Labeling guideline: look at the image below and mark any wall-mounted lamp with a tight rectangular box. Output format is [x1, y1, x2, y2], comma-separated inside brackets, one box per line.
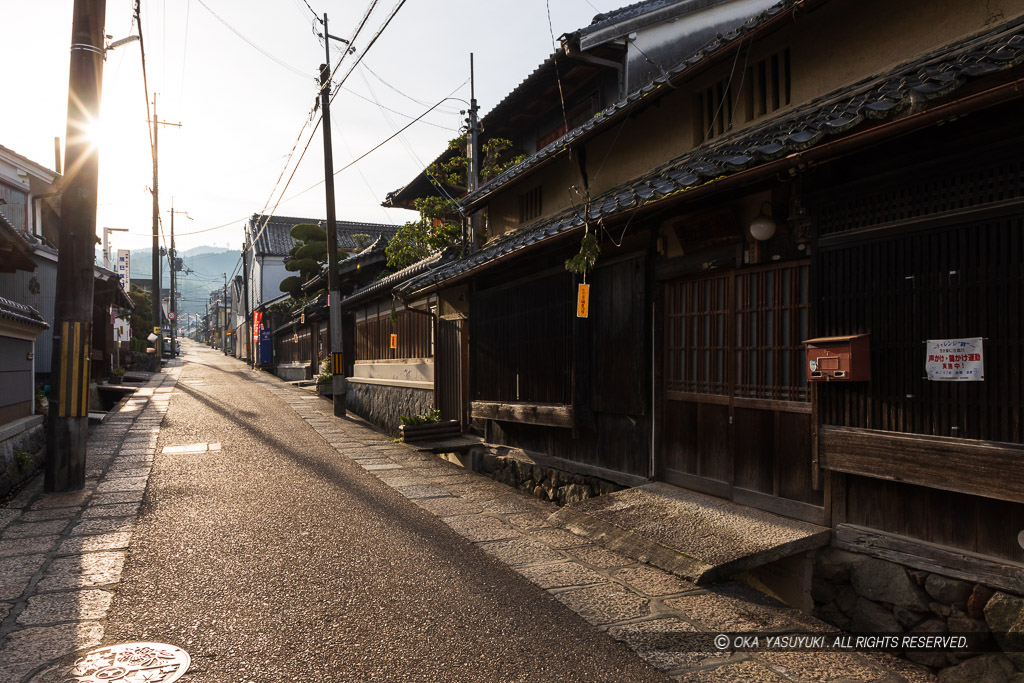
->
[749, 201, 777, 241]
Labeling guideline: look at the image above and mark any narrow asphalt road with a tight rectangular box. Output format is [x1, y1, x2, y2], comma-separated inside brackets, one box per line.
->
[103, 341, 667, 681]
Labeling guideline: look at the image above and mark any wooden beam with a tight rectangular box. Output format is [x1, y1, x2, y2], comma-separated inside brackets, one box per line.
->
[821, 426, 1024, 504]
[834, 524, 1024, 595]
[470, 401, 574, 428]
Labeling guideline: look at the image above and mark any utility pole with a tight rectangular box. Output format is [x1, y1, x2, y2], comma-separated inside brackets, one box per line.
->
[320, 13, 348, 417]
[168, 202, 190, 358]
[47, 0, 106, 492]
[242, 240, 251, 365]
[222, 272, 228, 356]
[149, 94, 180, 364]
[467, 54, 481, 253]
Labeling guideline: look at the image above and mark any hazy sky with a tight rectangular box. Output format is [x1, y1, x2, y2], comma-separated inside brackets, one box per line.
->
[3, 0, 620, 262]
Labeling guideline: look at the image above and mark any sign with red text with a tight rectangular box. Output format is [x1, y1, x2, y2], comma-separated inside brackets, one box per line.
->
[926, 337, 984, 381]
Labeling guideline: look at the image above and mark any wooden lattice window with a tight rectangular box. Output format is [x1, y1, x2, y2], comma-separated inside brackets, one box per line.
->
[665, 261, 809, 401]
[665, 274, 730, 395]
[734, 263, 809, 401]
[355, 310, 432, 361]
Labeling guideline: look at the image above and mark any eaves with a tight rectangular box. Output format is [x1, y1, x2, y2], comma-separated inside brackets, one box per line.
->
[398, 19, 1024, 298]
[461, 0, 822, 213]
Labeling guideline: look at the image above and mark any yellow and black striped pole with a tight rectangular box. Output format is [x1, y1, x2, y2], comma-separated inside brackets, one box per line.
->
[56, 321, 92, 418]
[46, 0, 105, 492]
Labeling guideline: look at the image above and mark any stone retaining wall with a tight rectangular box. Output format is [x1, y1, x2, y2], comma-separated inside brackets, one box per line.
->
[0, 416, 45, 499]
[813, 547, 1024, 681]
[478, 453, 622, 506]
[345, 382, 432, 435]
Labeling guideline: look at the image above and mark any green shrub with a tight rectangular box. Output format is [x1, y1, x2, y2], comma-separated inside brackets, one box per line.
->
[399, 408, 442, 426]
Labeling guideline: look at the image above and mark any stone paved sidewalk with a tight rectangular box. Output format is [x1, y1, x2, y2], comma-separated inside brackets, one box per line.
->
[261, 376, 936, 683]
[0, 366, 180, 681]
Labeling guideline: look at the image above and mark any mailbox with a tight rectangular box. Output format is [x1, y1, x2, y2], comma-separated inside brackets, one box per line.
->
[802, 334, 870, 381]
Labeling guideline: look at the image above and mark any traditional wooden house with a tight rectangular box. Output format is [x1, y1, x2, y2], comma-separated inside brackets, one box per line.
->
[389, 0, 1024, 657]
[339, 249, 457, 433]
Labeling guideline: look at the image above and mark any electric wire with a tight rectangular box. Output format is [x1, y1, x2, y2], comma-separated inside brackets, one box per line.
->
[195, 0, 311, 79]
[360, 61, 461, 113]
[179, 0, 192, 102]
[329, 0, 410, 105]
[287, 93, 464, 204]
[339, 82, 458, 130]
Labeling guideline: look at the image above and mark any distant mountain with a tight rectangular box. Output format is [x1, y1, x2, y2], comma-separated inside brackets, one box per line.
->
[124, 246, 242, 327]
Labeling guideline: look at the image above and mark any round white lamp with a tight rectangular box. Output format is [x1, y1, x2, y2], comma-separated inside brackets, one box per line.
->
[749, 202, 777, 241]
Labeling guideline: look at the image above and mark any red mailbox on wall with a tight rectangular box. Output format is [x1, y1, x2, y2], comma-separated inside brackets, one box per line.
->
[802, 334, 871, 381]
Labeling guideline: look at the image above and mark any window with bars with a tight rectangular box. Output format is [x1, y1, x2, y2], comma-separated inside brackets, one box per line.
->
[695, 48, 791, 144]
[355, 309, 433, 361]
[665, 274, 730, 395]
[665, 261, 809, 401]
[518, 186, 543, 224]
[734, 264, 809, 401]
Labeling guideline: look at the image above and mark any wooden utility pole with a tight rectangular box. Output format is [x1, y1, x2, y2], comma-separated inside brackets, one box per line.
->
[242, 240, 251, 365]
[149, 94, 180, 362]
[321, 13, 347, 416]
[222, 272, 228, 355]
[47, 0, 106, 491]
[168, 202, 190, 358]
[467, 54, 481, 252]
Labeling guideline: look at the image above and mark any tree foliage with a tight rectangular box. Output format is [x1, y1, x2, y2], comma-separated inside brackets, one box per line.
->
[385, 197, 462, 270]
[128, 286, 152, 341]
[279, 222, 346, 298]
[427, 137, 526, 192]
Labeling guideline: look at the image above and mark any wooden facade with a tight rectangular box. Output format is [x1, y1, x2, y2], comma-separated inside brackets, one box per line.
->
[381, 1, 1024, 582]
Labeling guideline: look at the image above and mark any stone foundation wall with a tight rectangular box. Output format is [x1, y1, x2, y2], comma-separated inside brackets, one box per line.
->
[345, 382, 432, 435]
[478, 453, 622, 506]
[814, 547, 1024, 680]
[0, 416, 45, 499]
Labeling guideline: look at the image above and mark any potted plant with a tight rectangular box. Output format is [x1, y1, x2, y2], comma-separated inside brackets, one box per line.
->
[315, 358, 332, 396]
[398, 409, 460, 442]
[110, 366, 127, 384]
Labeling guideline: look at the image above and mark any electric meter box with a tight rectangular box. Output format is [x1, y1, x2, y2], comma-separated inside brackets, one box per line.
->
[802, 334, 870, 382]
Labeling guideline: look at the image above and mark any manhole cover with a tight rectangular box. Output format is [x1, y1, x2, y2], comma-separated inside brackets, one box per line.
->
[32, 642, 190, 682]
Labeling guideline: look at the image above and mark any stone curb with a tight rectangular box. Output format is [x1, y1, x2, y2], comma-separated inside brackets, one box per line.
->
[255, 368, 935, 683]
[0, 366, 181, 682]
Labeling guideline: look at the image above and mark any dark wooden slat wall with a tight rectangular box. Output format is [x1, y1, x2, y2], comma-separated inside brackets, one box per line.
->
[817, 216, 1024, 443]
[470, 271, 574, 405]
[470, 260, 650, 477]
[811, 136, 1024, 561]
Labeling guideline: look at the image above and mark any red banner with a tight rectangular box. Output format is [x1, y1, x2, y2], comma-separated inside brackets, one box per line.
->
[252, 311, 262, 347]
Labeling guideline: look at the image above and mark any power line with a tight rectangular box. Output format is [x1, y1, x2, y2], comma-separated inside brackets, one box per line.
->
[195, 0, 311, 79]
[288, 94, 462, 203]
[339, 81, 458, 130]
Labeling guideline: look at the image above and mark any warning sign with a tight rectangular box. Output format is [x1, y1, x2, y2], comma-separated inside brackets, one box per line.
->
[389, 333, 398, 349]
[925, 337, 984, 381]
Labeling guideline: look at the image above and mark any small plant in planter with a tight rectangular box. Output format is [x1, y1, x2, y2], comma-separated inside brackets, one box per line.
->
[399, 408, 442, 426]
[110, 366, 127, 384]
[398, 409, 459, 443]
[315, 358, 333, 395]
[315, 358, 332, 384]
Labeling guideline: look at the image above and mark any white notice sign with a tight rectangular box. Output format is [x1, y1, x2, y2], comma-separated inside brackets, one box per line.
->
[925, 337, 984, 381]
[116, 249, 131, 291]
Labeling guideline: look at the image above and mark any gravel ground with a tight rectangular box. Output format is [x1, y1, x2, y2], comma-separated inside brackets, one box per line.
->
[103, 343, 668, 681]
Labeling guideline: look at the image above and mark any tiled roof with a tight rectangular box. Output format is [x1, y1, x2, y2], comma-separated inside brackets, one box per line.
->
[581, 0, 706, 37]
[0, 295, 47, 331]
[0, 210, 35, 273]
[396, 18, 1024, 298]
[341, 249, 455, 308]
[249, 214, 402, 256]
[461, 0, 798, 209]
